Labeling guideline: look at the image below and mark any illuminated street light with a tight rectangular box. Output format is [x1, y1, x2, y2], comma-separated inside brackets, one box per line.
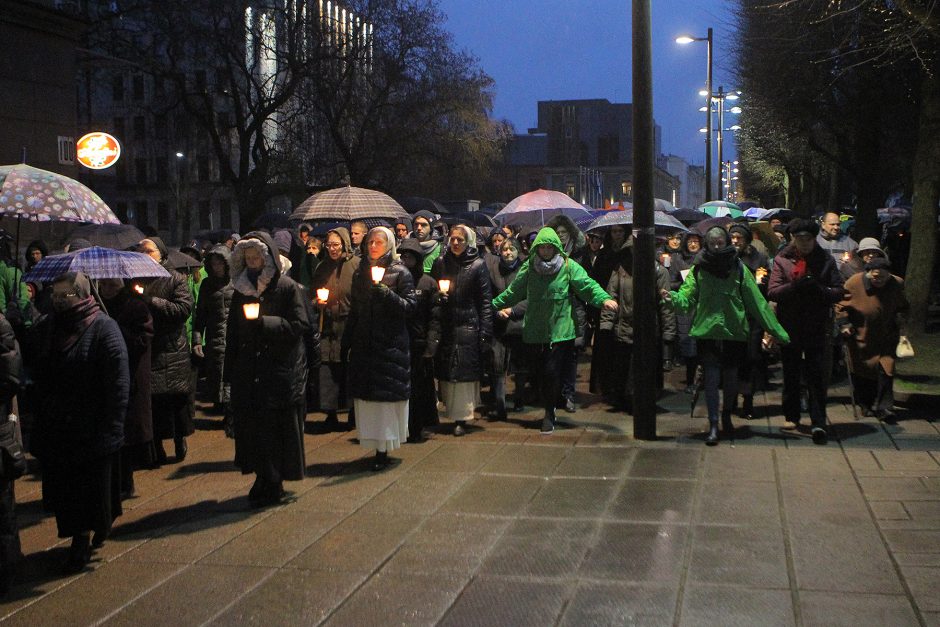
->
[677, 28, 713, 200]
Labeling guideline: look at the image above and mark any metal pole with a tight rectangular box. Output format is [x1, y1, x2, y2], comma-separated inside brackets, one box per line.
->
[704, 28, 713, 202]
[632, 0, 657, 440]
[716, 86, 724, 200]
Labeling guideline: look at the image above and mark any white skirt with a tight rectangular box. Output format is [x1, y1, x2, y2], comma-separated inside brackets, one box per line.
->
[354, 399, 409, 453]
[439, 381, 480, 422]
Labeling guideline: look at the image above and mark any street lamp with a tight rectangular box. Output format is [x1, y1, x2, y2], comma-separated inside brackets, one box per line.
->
[712, 86, 741, 188]
[676, 27, 713, 201]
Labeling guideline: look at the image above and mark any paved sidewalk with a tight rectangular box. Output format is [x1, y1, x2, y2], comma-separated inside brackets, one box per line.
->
[1, 368, 938, 626]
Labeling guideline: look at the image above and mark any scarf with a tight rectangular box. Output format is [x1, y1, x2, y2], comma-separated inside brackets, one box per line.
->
[54, 296, 101, 352]
[532, 253, 565, 276]
[420, 239, 439, 254]
[499, 256, 521, 275]
[696, 245, 738, 279]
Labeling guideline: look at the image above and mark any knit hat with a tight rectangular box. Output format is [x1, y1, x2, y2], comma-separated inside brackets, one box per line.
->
[412, 210, 437, 225]
[787, 218, 819, 237]
[728, 223, 753, 245]
[273, 229, 293, 255]
[864, 257, 891, 271]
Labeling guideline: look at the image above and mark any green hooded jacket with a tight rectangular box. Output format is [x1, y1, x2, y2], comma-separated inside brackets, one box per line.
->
[493, 227, 610, 344]
[670, 262, 789, 343]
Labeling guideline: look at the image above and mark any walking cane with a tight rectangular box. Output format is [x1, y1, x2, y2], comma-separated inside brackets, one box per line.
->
[843, 343, 859, 420]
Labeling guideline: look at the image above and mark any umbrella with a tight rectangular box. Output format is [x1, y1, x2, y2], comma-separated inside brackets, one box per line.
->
[292, 186, 409, 222]
[23, 246, 170, 283]
[67, 223, 146, 251]
[585, 209, 688, 235]
[397, 196, 450, 216]
[737, 201, 761, 211]
[743, 207, 771, 220]
[167, 248, 203, 272]
[670, 208, 709, 225]
[0, 163, 120, 225]
[764, 208, 795, 222]
[693, 215, 737, 235]
[443, 211, 497, 228]
[252, 211, 291, 231]
[654, 198, 675, 212]
[493, 189, 593, 228]
[698, 200, 743, 218]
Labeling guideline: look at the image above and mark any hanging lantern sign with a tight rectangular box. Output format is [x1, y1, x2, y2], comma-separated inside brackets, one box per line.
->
[76, 132, 122, 170]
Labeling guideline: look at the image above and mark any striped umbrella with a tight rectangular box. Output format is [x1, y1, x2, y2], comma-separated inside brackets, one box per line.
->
[24, 246, 170, 283]
[291, 186, 409, 222]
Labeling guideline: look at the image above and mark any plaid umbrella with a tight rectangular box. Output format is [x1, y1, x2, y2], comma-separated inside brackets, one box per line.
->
[493, 189, 594, 228]
[24, 246, 170, 283]
[290, 186, 409, 222]
[0, 164, 119, 224]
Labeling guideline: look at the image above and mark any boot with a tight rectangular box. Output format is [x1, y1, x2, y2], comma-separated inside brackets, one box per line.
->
[706, 419, 719, 446]
[540, 409, 555, 434]
[64, 534, 91, 573]
[174, 436, 188, 462]
[154, 439, 168, 466]
[453, 421, 466, 437]
[371, 451, 389, 471]
[721, 411, 734, 435]
[741, 395, 754, 420]
[324, 411, 339, 431]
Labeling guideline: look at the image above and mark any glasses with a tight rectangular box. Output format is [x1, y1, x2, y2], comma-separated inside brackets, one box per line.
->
[325, 242, 343, 249]
[52, 291, 78, 299]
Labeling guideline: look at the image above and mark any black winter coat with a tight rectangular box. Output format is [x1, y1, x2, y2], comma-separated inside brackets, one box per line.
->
[344, 254, 417, 402]
[193, 246, 234, 402]
[30, 314, 129, 465]
[144, 268, 193, 395]
[431, 248, 494, 382]
[311, 255, 360, 363]
[102, 290, 153, 447]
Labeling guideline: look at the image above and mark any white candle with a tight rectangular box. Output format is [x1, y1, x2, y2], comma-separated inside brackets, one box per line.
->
[371, 266, 386, 284]
[133, 284, 144, 295]
[316, 287, 330, 304]
[438, 279, 451, 294]
[243, 302, 260, 320]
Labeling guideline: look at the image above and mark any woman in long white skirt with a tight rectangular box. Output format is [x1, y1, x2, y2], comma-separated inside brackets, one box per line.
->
[344, 227, 417, 470]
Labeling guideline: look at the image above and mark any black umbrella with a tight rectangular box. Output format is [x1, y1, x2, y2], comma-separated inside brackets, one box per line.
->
[670, 208, 709, 225]
[443, 211, 497, 227]
[167, 248, 202, 272]
[67, 223, 147, 251]
[693, 215, 737, 235]
[397, 196, 450, 216]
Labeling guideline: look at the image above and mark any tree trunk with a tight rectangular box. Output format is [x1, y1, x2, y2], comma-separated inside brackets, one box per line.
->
[906, 73, 940, 333]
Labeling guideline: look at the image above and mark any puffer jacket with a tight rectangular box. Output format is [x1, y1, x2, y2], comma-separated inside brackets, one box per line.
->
[224, 231, 311, 411]
[143, 237, 194, 396]
[768, 243, 844, 342]
[600, 239, 677, 344]
[344, 250, 417, 401]
[430, 244, 494, 382]
[311, 227, 360, 363]
[192, 245, 234, 402]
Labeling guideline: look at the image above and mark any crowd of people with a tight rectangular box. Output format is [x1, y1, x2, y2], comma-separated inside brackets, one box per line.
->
[0, 205, 911, 586]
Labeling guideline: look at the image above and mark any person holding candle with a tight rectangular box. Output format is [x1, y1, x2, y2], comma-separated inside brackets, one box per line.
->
[493, 228, 618, 434]
[431, 224, 494, 436]
[311, 227, 361, 431]
[343, 227, 417, 470]
[225, 232, 311, 507]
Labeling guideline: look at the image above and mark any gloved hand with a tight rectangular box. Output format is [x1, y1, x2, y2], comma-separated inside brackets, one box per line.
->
[372, 282, 390, 298]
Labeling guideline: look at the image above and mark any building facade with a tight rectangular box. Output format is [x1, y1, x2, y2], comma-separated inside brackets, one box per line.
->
[661, 154, 705, 209]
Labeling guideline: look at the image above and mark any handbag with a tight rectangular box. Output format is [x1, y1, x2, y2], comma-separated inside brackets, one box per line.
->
[0, 416, 26, 481]
[896, 335, 915, 359]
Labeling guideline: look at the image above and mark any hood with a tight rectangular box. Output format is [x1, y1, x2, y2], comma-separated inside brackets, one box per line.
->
[531, 227, 565, 257]
[230, 230, 280, 297]
[398, 237, 426, 278]
[147, 237, 170, 266]
[204, 244, 232, 281]
[26, 239, 48, 257]
[451, 224, 478, 251]
[546, 214, 586, 254]
[327, 227, 353, 258]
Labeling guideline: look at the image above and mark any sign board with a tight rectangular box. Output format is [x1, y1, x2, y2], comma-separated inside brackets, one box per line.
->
[76, 132, 121, 170]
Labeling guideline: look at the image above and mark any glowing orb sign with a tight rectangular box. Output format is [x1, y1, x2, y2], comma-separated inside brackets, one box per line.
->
[76, 132, 122, 170]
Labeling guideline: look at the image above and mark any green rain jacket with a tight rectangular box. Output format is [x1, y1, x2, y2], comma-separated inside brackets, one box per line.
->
[493, 227, 610, 345]
[670, 262, 789, 343]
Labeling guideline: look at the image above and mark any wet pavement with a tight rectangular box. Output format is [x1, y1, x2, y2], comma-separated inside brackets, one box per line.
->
[2, 364, 938, 626]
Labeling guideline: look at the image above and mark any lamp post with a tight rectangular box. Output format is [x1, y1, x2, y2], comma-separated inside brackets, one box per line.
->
[676, 28, 713, 201]
[713, 87, 740, 189]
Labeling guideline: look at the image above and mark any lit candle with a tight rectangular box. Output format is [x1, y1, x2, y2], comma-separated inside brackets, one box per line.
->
[133, 284, 144, 295]
[371, 266, 386, 284]
[243, 302, 260, 320]
[316, 287, 330, 304]
[438, 279, 450, 294]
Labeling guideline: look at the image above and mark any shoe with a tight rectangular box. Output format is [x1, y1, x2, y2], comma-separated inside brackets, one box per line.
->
[705, 423, 719, 446]
[154, 440, 168, 466]
[487, 410, 507, 422]
[812, 427, 828, 445]
[63, 535, 91, 574]
[740, 396, 754, 420]
[782, 420, 799, 430]
[324, 411, 339, 430]
[371, 451, 389, 472]
[248, 477, 265, 504]
[91, 529, 109, 549]
[174, 437, 188, 462]
[563, 397, 576, 413]
[513, 398, 525, 412]
[453, 422, 466, 437]
[721, 412, 734, 434]
[662, 359, 673, 372]
[880, 411, 898, 425]
[540, 416, 555, 434]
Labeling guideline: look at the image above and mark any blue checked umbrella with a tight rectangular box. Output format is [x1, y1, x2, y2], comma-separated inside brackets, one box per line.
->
[24, 246, 170, 283]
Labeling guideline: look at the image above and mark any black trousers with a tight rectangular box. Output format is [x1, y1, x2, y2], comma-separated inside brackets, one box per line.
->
[528, 341, 574, 415]
[781, 338, 828, 428]
[854, 367, 894, 413]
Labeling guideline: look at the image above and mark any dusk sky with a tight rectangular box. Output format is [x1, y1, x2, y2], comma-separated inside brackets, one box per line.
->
[436, 0, 740, 167]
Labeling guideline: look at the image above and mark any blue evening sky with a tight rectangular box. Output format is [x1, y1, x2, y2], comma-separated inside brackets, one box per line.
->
[436, 0, 740, 166]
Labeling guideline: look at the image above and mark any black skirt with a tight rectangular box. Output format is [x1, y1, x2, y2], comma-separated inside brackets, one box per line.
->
[43, 452, 122, 539]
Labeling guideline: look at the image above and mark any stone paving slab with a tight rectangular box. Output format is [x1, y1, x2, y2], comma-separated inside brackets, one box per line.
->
[1, 366, 937, 625]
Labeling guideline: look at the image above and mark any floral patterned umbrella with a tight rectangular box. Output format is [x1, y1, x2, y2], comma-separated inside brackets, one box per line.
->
[0, 163, 120, 224]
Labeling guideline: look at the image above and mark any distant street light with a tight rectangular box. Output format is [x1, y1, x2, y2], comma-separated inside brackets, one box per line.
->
[676, 28, 713, 201]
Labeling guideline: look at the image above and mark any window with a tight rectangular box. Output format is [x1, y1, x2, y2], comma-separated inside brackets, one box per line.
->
[132, 200, 148, 225]
[198, 200, 211, 229]
[112, 75, 124, 102]
[621, 181, 633, 198]
[157, 202, 168, 229]
[113, 116, 125, 140]
[154, 157, 167, 183]
[135, 158, 148, 184]
[133, 116, 145, 140]
[197, 157, 210, 182]
[154, 114, 167, 139]
[566, 183, 576, 198]
[132, 75, 144, 100]
[219, 199, 232, 229]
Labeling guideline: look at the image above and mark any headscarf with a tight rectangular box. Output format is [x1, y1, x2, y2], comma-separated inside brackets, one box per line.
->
[52, 271, 102, 352]
[695, 226, 738, 279]
[367, 226, 399, 266]
[231, 236, 277, 297]
[450, 224, 477, 253]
